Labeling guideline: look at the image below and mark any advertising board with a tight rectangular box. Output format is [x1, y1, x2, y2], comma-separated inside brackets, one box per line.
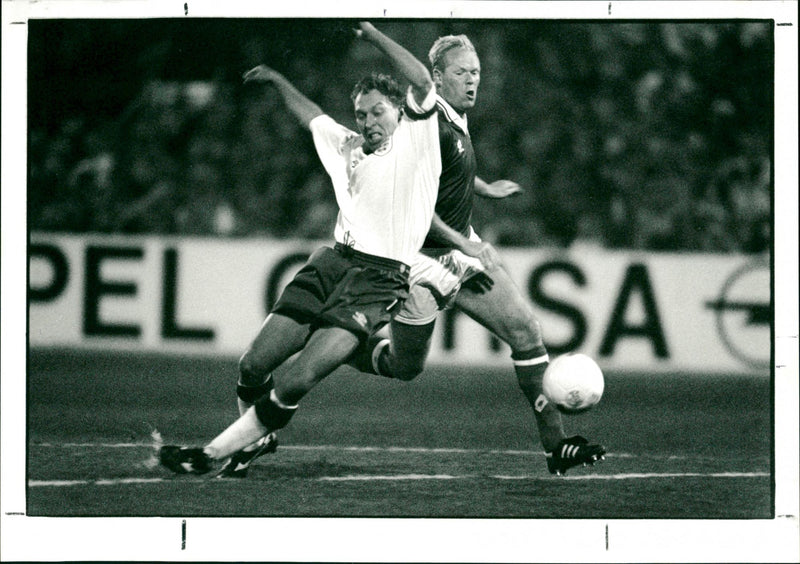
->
[29, 234, 771, 373]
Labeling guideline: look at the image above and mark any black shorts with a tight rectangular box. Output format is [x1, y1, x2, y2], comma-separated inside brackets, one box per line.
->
[272, 244, 410, 339]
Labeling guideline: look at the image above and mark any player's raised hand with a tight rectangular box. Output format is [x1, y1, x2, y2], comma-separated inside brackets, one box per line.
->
[243, 65, 282, 84]
[354, 21, 377, 40]
[481, 180, 522, 198]
[242, 62, 323, 127]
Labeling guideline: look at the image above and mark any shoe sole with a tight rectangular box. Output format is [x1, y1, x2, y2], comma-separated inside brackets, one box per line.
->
[547, 452, 606, 476]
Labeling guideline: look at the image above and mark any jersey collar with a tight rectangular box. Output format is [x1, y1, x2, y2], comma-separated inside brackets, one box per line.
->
[436, 95, 469, 135]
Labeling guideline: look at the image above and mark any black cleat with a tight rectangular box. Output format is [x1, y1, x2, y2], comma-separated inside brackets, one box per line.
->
[159, 446, 212, 475]
[216, 432, 278, 478]
[546, 435, 606, 476]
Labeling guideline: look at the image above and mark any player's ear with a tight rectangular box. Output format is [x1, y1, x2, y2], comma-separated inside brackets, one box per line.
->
[432, 67, 443, 88]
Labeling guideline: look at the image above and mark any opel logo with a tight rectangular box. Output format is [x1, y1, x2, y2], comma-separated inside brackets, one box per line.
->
[705, 260, 771, 370]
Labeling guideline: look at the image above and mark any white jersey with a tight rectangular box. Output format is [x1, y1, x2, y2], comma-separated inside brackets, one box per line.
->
[309, 87, 441, 266]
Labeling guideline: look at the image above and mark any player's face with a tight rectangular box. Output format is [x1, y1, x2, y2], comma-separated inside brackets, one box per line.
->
[435, 48, 481, 114]
[354, 90, 402, 152]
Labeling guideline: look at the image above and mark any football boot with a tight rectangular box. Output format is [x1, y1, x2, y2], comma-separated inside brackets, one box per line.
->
[546, 435, 606, 476]
[159, 446, 212, 475]
[215, 432, 278, 478]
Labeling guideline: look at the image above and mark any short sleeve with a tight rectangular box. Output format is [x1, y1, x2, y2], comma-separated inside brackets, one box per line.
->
[309, 114, 356, 184]
[405, 85, 437, 120]
[399, 88, 441, 195]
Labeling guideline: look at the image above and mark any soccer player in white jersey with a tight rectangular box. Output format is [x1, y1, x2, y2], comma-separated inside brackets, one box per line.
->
[352, 34, 606, 475]
[159, 22, 442, 476]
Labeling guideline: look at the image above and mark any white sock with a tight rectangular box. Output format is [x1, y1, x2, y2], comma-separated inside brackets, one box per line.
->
[237, 397, 252, 417]
[237, 399, 260, 454]
[204, 407, 268, 460]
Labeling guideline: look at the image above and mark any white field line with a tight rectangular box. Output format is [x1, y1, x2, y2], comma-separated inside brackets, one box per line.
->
[28, 442, 768, 488]
[34, 441, 642, 458]
[319, 471, 770, 482]
[28, 471, 770, 488]
[31, 478, 167, 487]
[34, 441, 543, 454]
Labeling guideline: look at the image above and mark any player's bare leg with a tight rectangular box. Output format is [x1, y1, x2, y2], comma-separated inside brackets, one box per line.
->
[349, 319, 435, 381]
[213, 326, 361, 459]
[214, 314, 310, 477]
[454, 266, 566, 451]
[455, 267, 605, 473]
[383, 319, 436, 379]
[237, 313, 311, 413]
[221, 321, 357, 478]
[273, 326, 361, 404]
[161, 326, 360, 475]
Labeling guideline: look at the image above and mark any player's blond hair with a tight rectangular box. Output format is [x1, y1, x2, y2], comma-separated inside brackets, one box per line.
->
[428, 35, 477, 72]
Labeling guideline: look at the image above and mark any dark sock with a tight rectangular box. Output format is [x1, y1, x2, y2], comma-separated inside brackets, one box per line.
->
[254, 390, 297, 432]
[513, 346, 565, 452]
[237, 375, 274, 416]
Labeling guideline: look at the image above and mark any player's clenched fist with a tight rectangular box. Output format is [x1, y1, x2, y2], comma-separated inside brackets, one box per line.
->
[354, 21, 377, 39]
[243, 65, 282, 84]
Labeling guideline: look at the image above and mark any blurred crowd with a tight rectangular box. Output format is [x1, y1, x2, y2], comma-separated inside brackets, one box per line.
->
[28, 21, 772, 253]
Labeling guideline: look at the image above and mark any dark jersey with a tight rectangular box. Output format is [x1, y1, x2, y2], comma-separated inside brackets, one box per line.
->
[422, 100, 477, 249]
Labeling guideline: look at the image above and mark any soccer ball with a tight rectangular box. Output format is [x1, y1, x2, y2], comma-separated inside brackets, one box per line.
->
[542, 353, 604, 413]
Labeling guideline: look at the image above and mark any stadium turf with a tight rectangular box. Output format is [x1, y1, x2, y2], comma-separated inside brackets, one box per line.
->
[24, 349, 772, 518]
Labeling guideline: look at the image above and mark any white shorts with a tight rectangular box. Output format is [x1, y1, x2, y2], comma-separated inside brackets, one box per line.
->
[395, 229, 485, 325]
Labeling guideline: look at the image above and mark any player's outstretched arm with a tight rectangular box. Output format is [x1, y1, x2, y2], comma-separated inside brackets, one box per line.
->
[243, 65, 324, 128]
[356, 21, 434, 107]
[474, 177, 523, 198]
[428, 214, 503, 271]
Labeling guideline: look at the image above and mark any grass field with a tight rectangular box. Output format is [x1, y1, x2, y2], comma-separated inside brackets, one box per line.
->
[26, 349, 772, 519]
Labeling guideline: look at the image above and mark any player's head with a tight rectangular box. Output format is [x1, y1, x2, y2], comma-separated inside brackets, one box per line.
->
[428, 35, 481, 114]
[351, 73, 405, 152]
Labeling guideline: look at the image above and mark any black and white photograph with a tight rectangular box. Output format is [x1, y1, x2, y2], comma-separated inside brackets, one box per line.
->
[2, 1, 797, 561]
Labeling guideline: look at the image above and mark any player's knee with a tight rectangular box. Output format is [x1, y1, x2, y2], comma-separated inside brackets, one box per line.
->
[505, 312, 544, 352]
[238, 351, 268, 387]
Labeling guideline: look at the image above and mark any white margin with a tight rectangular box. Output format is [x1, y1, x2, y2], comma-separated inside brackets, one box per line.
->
[2, 1, 798, 563]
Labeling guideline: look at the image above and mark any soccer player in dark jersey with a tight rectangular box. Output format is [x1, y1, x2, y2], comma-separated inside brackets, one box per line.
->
[355, 34, 606, 476]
